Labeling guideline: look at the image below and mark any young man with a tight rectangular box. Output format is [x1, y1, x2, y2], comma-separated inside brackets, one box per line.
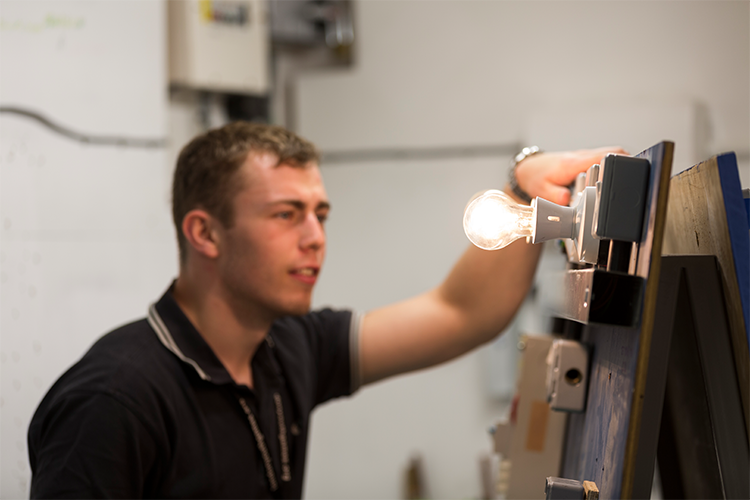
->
[28, 123, 624, 497]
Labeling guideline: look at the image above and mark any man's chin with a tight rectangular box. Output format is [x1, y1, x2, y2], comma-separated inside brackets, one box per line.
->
[273, 300, 312, 318]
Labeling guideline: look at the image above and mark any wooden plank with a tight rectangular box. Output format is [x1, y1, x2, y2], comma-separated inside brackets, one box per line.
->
[653, 256, 749, 499]
[562, 324, 640, 497]
[561, 141, 674, 499]
[662, 153, 750, 438]
[679, 256, 749, 498]
[629, 256, 684, 499]
[619, 141, 673, 499]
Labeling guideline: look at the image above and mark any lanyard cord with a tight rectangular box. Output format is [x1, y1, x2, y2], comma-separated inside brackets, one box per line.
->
[238, 394, 291, 492]
[273, 393, 292, 482]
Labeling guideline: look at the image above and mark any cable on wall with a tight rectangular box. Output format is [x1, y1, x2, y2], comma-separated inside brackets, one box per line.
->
[321, 142, 521, 164]
[0, 106, 167, 149]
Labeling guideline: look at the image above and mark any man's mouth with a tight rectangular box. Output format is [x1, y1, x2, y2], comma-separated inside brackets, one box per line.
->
[295, 268, 317, 277]
[290, 267, 319, 283]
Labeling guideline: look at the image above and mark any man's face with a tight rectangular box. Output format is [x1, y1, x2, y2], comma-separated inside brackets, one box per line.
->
[216, 151, 329, 318]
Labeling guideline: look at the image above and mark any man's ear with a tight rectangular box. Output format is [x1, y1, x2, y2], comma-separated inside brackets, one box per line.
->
[181, 209, 221, 259]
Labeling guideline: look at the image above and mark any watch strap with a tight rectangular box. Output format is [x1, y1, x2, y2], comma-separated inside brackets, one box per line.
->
[509, 146, 541, 204]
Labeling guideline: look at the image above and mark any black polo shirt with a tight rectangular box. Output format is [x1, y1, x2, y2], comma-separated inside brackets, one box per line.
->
[28, 285, 361, 498]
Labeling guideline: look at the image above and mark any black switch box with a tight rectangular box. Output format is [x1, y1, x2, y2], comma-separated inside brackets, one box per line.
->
[593, 154, 650, 242]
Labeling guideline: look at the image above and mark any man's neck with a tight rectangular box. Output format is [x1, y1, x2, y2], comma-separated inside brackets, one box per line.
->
[172, 274, 273, 389]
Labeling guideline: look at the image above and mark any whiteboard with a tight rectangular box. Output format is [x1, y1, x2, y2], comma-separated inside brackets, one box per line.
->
[0, 2, 173, 497]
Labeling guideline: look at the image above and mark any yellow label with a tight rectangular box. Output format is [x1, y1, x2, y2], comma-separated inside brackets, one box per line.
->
[525, 400, 549, 452]
[199, 0, 213, 23]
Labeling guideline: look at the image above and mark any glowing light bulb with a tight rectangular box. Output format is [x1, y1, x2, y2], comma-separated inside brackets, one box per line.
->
[463, 189, 581, 251]
[463, 190, 534, 250]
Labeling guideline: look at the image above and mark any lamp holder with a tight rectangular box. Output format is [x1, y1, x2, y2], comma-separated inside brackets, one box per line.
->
[532, 197, 575, 243]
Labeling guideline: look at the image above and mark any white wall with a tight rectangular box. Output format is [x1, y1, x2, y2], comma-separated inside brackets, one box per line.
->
[298, 0, 749, 172]
[297, 1, 749, 498]
[0, 2, 172, 498]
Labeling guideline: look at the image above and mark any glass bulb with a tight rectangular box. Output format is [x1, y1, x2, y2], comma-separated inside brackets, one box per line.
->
[463, 189, 534, 250]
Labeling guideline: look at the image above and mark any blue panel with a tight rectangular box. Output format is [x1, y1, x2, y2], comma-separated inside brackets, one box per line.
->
[716, 152, 750, 348]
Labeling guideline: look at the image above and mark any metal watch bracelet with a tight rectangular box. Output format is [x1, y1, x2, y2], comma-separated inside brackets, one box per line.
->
[509, 145, 541, 204]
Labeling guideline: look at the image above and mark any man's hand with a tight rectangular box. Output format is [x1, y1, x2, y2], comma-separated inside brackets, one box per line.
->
[513, 146, 628, 206]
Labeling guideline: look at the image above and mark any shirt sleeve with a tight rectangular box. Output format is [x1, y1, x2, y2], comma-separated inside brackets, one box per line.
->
[309, 308, 362, 406]
[29, 391, 159, 499]
[271, 308, 362, 408]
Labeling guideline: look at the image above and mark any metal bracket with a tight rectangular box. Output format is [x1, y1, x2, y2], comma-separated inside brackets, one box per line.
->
[546, 340, 589, 412]
[553, 268, 645, 327]
[545, 477, 599, 500]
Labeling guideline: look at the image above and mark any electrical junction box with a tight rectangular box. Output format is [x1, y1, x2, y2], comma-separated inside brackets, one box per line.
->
[592, 154, 650, 242]
[546, 339, 589, 412]
[168, 0, 269, 94]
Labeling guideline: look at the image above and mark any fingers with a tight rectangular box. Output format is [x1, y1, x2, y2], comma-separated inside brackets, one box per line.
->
[542, 183, 572, 206]
[554, 146, 629, 183]
[599, 146, 629, 155]
[515, 146, 629, 205]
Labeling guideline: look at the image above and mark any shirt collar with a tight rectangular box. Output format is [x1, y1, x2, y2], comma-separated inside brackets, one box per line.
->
[147, 283, 267, 386]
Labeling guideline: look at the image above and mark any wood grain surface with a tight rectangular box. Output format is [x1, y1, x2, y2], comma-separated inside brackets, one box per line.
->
[561, 142, 674, 499]
[662, 153, 750, 438]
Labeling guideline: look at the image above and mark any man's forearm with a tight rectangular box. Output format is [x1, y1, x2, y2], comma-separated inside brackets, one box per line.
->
[360, 229, 542, 385]
[437, 233, 542, 342]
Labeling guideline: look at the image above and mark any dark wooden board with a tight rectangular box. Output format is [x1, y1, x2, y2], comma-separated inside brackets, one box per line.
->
[562, 324, 640, 497]
[561, 141, 674, 499]
[652, 256, 749, 499]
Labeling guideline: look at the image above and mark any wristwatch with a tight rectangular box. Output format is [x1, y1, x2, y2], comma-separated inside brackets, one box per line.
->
[509, 145, 541, 204]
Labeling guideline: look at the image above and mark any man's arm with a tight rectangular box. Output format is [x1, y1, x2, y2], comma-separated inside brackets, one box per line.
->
[359, 147, 627, 385]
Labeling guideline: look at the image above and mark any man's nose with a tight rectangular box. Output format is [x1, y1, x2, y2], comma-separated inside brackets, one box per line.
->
[300, 213, 325, 250]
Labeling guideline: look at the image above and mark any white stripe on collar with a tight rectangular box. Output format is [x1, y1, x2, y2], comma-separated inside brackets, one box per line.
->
[147, 304, 211, 381]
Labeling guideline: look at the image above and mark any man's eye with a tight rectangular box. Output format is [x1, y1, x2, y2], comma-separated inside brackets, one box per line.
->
[276, 211, 293, 220]
[317, 213, 328, 224]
